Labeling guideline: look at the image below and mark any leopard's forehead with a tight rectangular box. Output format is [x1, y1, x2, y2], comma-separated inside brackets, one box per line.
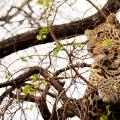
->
[86, 23, 120, 43]
[85, 13, 120, 40]
[85, 24, 117, 40]
[93, 23, 118, 34]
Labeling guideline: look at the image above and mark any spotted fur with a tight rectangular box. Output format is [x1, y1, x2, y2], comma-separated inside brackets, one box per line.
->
[81, 13, 120, 120]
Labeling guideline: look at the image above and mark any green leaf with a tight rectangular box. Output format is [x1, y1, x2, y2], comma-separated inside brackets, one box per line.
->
[29, 90, 35, 96]
[41, 79, 47, 85]
[92, 16, 98, 21]
[39, 27, 48, 34]
[57, 44, 64, 51]
[42, 34, 47, 39]
[34, 83, 39, 89]
[5, 72, 11, 79]
[100, 114, 108, 120]
[36, 35, 42, 40]
[29, 104, 33, 111]
[64, 71, 67, 78]
[69, 64, 72, 67]
[32, 74, 39, 82]
[21, 57, 28, 62]
[37, 0, 51, 7]
[102, 39, 112, 48]
[52, 50, 58, 57]
[23, 85, 29, 95]
[45, 0, 49, 7]
[37, 28, 48, 41]
[106, 105, 111, 116]
[73, 42, 83, 48]
[37, 0, 43, 4]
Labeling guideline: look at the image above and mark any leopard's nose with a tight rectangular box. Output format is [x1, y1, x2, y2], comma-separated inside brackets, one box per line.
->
[88, 48, 93, 53]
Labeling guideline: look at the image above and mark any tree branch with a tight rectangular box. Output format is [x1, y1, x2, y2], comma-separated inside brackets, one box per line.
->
[0, 0, 120, 58]
[0, 66, 40, 88]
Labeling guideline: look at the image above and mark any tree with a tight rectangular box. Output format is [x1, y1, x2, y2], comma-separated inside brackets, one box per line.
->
[0, 0, 120, 120]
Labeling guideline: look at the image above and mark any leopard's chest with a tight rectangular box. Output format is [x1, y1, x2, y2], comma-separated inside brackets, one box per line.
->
[90, 62, 120, 103]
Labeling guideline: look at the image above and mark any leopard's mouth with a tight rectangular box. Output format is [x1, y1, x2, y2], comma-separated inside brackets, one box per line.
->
[92, 49, 109, 58]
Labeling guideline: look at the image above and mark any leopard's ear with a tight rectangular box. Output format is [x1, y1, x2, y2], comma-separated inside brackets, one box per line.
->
[85, 29, 93, 40]
[106, 13, 120, 28]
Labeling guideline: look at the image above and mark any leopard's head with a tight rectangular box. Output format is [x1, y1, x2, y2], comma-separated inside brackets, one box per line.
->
[85, 13, 120, 61]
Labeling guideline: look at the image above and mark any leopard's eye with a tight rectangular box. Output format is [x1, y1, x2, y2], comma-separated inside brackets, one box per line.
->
[88, 46, 95, 53]
[97, 31, 104, 38]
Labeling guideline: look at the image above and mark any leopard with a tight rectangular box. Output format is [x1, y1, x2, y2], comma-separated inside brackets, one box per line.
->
[80, 13, 120, 120]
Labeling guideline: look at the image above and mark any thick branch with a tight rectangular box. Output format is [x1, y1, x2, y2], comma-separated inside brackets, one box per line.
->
[0, 0, 120, 58]
[0, 67, 40, 88]
[10, 93, 42, 102]
[0, 87, 14, 104]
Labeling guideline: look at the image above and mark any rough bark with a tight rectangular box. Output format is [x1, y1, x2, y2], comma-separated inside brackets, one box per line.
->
[0, 0, 120, 58]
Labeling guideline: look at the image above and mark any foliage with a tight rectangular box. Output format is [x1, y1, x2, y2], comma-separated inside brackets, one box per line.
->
[32, 74, 39, 82]
[23, 74, 39, 95]
[52, 43, 64, 57]
[100, 105, 111, 120]
[36, 27, 48, 40]
[37, 0, 51, 7]
[23, 74, 47, 95]
[41, 79, 47, 85]
[102, 39, 112, 48]
[23, 84, 36, 95]
[28, 104, 34, 111]
[73, 41, 83, 48]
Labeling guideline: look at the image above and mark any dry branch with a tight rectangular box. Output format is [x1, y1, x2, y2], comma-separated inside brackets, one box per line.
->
[0, 0, 120, 58]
